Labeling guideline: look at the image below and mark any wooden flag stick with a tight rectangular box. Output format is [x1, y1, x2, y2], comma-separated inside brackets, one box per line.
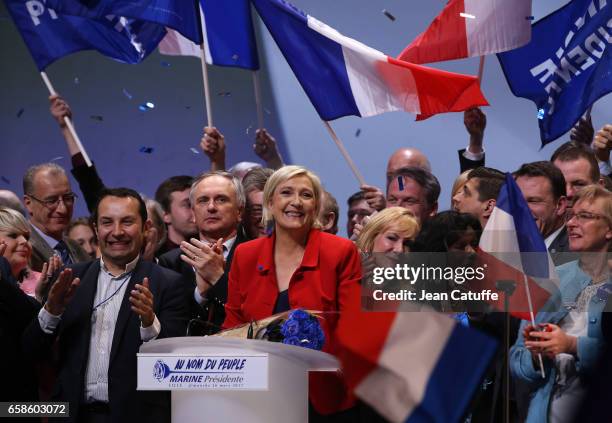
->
[40, 71, 92, 167]
[523, 273, 546, 379]
[323, 121, 366, 186]
[199, 44, 213, 127]
[252, 71, 264, 130]
[477, 56, 486, 83]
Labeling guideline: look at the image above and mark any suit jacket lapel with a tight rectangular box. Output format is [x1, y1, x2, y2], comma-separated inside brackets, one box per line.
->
[109, 259, 148, 365]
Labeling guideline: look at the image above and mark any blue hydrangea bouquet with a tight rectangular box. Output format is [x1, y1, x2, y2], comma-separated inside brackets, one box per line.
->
[216, 309, 325, 351]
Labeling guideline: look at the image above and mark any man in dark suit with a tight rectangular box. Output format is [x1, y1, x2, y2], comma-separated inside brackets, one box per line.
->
[514, 161, 573, 265]
[158, 171, 247, 334]
[22, 163, 90, 271]
[23, 188, 187, 423]
[0, 247, 40, 404]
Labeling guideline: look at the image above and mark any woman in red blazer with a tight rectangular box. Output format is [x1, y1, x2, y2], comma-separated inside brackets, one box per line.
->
[223, 165, 362, 418]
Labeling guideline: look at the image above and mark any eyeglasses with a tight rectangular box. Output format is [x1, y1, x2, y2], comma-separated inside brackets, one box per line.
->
[565, 210, 610, 224]
[27, 192, 77, 209]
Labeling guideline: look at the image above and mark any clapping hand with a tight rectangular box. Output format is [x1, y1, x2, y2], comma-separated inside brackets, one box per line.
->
[129, 277, 155, 327]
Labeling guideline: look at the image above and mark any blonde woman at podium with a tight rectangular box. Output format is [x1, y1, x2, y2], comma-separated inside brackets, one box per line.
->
[223, 165, 362, 421]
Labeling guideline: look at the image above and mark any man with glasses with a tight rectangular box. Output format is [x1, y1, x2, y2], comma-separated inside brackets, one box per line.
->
[22, 163, 90, 272]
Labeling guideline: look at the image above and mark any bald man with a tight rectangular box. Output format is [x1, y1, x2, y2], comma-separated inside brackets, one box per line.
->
[0, 189, 26, 216]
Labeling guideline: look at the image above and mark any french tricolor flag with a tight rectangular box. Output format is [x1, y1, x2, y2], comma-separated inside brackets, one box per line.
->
[399, 0, 532, 64]
[476, 173, 560, 320]
[252, 0, 488, 121]
[159, 0, 259, 70]
[336, 310, 497, 422]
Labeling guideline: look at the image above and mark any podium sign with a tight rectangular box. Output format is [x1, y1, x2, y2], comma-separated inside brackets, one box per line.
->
[137, 353, 268, 390]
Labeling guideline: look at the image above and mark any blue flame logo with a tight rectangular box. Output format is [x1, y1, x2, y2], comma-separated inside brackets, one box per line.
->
[153, 360, 171, 382]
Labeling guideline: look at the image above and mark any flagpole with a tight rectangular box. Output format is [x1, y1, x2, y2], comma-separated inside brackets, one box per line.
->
[477, 56, 486, 82]
[199, 44, 213, 127]
[252, 71, 265, 130]
[322, 121, 366, 186]
[40, 72, 92, 168]
[523, 273, 546, 378]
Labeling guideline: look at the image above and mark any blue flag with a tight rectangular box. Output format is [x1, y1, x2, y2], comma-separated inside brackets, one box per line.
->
[6, 0, 166, 70]
[497, 0, 612, 146]
[46, 0, 202, 44]
[201, 0, 259, 69]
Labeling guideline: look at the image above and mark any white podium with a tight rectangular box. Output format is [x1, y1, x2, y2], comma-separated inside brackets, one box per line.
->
[137, 337, 339, 423]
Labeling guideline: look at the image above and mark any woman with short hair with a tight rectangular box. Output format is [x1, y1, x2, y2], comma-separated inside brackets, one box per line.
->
[511, 184, 612, 423]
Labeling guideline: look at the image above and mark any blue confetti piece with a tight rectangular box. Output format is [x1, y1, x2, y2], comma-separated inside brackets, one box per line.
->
[189, 147, 199, 155]
[90, 115, 103, 121]
[139, 146, 154, 154]
[398, 176, 404, 191]
[139, 102, 154, 111]
[16, 108, 24, 118]
[382, 9, 396, 21]
[50, 156, 63, 162]
[122, 88, 133, 99]
[537, 108, 545, 120]
[161, 61, 171, 67]
[355, 129, 361, 137]
[1, 176, 10, 184]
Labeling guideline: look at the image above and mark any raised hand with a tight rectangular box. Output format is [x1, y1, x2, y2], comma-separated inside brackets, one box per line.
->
[200, 126, 226, 170]
[45, 268, 80, 316]
[35, 255, 63, 303]
[360, 184, 386, 211]
[49, 94, 72, 128]
[130, 277, 155, 327]
[569, 116, 594, 147]
[593, 124, 612, 163]
[254, 129, 284, 169]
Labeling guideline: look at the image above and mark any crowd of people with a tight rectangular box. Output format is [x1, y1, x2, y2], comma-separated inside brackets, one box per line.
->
[1, 94, 611, 423]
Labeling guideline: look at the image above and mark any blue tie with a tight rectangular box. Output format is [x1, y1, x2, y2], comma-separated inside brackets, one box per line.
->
[54, 240, 72, 266]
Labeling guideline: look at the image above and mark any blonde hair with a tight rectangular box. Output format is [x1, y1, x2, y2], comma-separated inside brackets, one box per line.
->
[451, 170, 471, 201]
[0, 206, 30, 237]
[356, 207, 420, 252]
[573, 184, 612, 226]
[262, 166, 323, 228]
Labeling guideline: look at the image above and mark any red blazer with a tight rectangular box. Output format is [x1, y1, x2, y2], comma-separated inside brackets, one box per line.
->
[223, 229, 362, 414]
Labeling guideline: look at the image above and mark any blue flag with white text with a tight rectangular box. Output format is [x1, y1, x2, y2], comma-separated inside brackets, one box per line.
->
[46, 0, 202, 44]
[497, 0, 612, 146]
[5, 0, 166, 70]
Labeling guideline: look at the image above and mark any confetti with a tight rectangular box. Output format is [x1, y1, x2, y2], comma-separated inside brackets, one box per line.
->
[74, 77, 79, 84]
[1, 176, 10, 184]
[382, 9, 396, 21]
[190, 147, 200, 155]
[246, 125, 253, 135]
[232, 54, 239, 61]
[397, 176, 404, 191]
[217, 91, 232, 97]
[185, 106, 192, 109]
[50, 156, 63, 162]
[525, 16, 534, 21]
[537, 108, 545, 120]
[16, 108, 24, 118]
[139, 102, 155, 111]
[355, 129, 361, 137]
[122, 88, 133, 99]
[161, 61, 171, 67]
[459, 12, 476, 19]
[264, 108, 272, 115]
[90, 115, 104, 121]
[139, 146, 154, 154]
